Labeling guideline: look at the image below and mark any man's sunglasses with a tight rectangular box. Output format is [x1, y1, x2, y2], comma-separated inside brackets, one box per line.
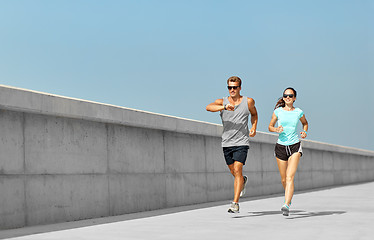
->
[227, 86, 240, 90]
[283, 94, 294, 98]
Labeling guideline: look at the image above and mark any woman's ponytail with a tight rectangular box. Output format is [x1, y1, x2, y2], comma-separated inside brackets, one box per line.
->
[274, 98, 285, 109]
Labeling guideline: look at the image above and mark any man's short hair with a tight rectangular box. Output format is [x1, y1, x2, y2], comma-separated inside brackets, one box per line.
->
[227, 76, 242, 87]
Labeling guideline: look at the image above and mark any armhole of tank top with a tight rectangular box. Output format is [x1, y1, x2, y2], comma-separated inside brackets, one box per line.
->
[221, 97, 226, 113]
[224, 97, 229, 104]
[245, 96, 250, 113]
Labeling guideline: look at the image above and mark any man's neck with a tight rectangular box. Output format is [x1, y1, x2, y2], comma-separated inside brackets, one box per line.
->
[230, 95, 242, 102]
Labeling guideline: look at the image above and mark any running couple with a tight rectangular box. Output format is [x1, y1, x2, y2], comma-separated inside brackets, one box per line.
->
[206, 76, 308, 216]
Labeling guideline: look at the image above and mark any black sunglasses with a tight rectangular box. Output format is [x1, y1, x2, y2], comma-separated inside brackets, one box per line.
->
[283, 94, 294, 98]
[227, 86, 239, 90]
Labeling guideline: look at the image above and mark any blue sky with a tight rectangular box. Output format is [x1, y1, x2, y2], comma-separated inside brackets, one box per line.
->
[0, 0, 373, 151]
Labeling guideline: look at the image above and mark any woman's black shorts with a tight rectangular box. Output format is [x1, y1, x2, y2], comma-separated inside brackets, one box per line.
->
[274, 142, 303, 161]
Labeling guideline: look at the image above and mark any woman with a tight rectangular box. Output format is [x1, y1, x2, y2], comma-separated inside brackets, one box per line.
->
[268, 87, 308, 216]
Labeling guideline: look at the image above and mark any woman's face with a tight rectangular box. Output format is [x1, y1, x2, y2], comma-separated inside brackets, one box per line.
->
[283, 89, 296, 104]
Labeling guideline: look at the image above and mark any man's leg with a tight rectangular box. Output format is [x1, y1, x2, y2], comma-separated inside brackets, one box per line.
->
[227, 161, 244, 213]
[228, 161, 244, 203]
[228, 163, 235, 177]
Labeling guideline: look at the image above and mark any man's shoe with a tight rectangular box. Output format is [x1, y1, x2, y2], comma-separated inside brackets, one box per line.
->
[228, 202, 239, 213]
[281, 204, 290, 216]
[240, 175, 248, 197]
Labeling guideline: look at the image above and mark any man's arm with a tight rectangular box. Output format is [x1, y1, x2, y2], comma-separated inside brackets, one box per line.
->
[247, 98, 258, 137]
[206, 99, 234, 112]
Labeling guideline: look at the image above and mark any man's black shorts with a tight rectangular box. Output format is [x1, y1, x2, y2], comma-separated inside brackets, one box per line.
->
[223, 145, 249, 165]
[274, 142, 303, 161]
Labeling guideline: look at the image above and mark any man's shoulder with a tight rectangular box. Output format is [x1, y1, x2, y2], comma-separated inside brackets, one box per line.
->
[245, 96, 255, 104]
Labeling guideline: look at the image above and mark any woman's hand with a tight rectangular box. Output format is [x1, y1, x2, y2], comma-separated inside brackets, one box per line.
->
[276, 125, 283, 133]
[300, 131, 307, 139]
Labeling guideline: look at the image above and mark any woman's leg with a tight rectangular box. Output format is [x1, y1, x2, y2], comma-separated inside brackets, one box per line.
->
[284, 153, 301, 205]
[276, 157, 288, 190]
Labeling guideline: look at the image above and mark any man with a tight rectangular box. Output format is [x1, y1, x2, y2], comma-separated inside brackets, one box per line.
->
[206, 76, 258, 213]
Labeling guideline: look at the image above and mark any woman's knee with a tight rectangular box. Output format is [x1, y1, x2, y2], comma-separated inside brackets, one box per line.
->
[281, 178, 286, 185]
[286, 176, 294, 184]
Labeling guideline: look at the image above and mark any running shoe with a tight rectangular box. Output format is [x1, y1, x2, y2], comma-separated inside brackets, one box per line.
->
[228, 202, 239, 213]
[281, 204, 290, 216]
[240, 175, 248, 197]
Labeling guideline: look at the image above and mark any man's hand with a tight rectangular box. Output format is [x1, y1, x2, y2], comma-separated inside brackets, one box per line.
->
[225, 103, 235, 111]
[249, 128, 256, 137]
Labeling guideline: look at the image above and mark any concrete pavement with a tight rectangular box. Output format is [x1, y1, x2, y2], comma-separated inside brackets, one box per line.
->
[1, 181, 373, 240]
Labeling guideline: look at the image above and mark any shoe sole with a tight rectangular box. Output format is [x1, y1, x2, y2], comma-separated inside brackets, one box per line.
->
[228, 209, 239, 213]
[240, 176, 248, 197]
[281, 206, 289, 216]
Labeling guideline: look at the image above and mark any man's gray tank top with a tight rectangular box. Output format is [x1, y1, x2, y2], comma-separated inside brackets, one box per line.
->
[220, 96, 250, 147]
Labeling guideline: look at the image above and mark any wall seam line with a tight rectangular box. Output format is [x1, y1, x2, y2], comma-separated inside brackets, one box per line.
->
[106, 123, 111, 217]
[22, 112, 28, 227]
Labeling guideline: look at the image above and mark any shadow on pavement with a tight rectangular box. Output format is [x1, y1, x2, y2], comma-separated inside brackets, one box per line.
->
[232, 210, 303, 218]
[232, 210, 346, 219]
[286, 210, 346, 219]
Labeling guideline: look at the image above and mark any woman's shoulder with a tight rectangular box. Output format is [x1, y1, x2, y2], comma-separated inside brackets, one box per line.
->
[274, 107, 282, 114]
[295, 108, 304, 117]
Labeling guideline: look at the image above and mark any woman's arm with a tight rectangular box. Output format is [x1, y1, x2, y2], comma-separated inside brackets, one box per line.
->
[299, 115, 308, 138]
[268, 112, 283, 133]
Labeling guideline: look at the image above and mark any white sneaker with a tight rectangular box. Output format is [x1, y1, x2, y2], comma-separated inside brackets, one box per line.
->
[228, 202, 239, 213]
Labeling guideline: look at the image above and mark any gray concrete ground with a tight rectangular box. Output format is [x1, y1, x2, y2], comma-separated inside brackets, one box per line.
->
[1, 181, 373, 240]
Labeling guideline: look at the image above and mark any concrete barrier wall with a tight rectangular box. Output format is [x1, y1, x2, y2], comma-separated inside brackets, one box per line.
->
[0, 85, 373, 229]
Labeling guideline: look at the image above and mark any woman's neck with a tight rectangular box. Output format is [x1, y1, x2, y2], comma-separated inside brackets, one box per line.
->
[283, 104, 294, 111]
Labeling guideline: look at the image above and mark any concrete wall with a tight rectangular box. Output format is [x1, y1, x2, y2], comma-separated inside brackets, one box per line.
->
[0, 85, 373, 229]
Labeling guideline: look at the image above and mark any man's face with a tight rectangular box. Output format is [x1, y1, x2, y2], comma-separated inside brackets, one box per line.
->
[227, 82, 241, 97]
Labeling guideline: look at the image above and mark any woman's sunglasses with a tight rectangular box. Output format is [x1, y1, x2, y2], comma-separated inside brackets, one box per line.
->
[283, 94, 294, 98]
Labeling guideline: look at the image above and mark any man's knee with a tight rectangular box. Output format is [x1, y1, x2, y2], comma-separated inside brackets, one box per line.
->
[232, 167, 243, 176]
